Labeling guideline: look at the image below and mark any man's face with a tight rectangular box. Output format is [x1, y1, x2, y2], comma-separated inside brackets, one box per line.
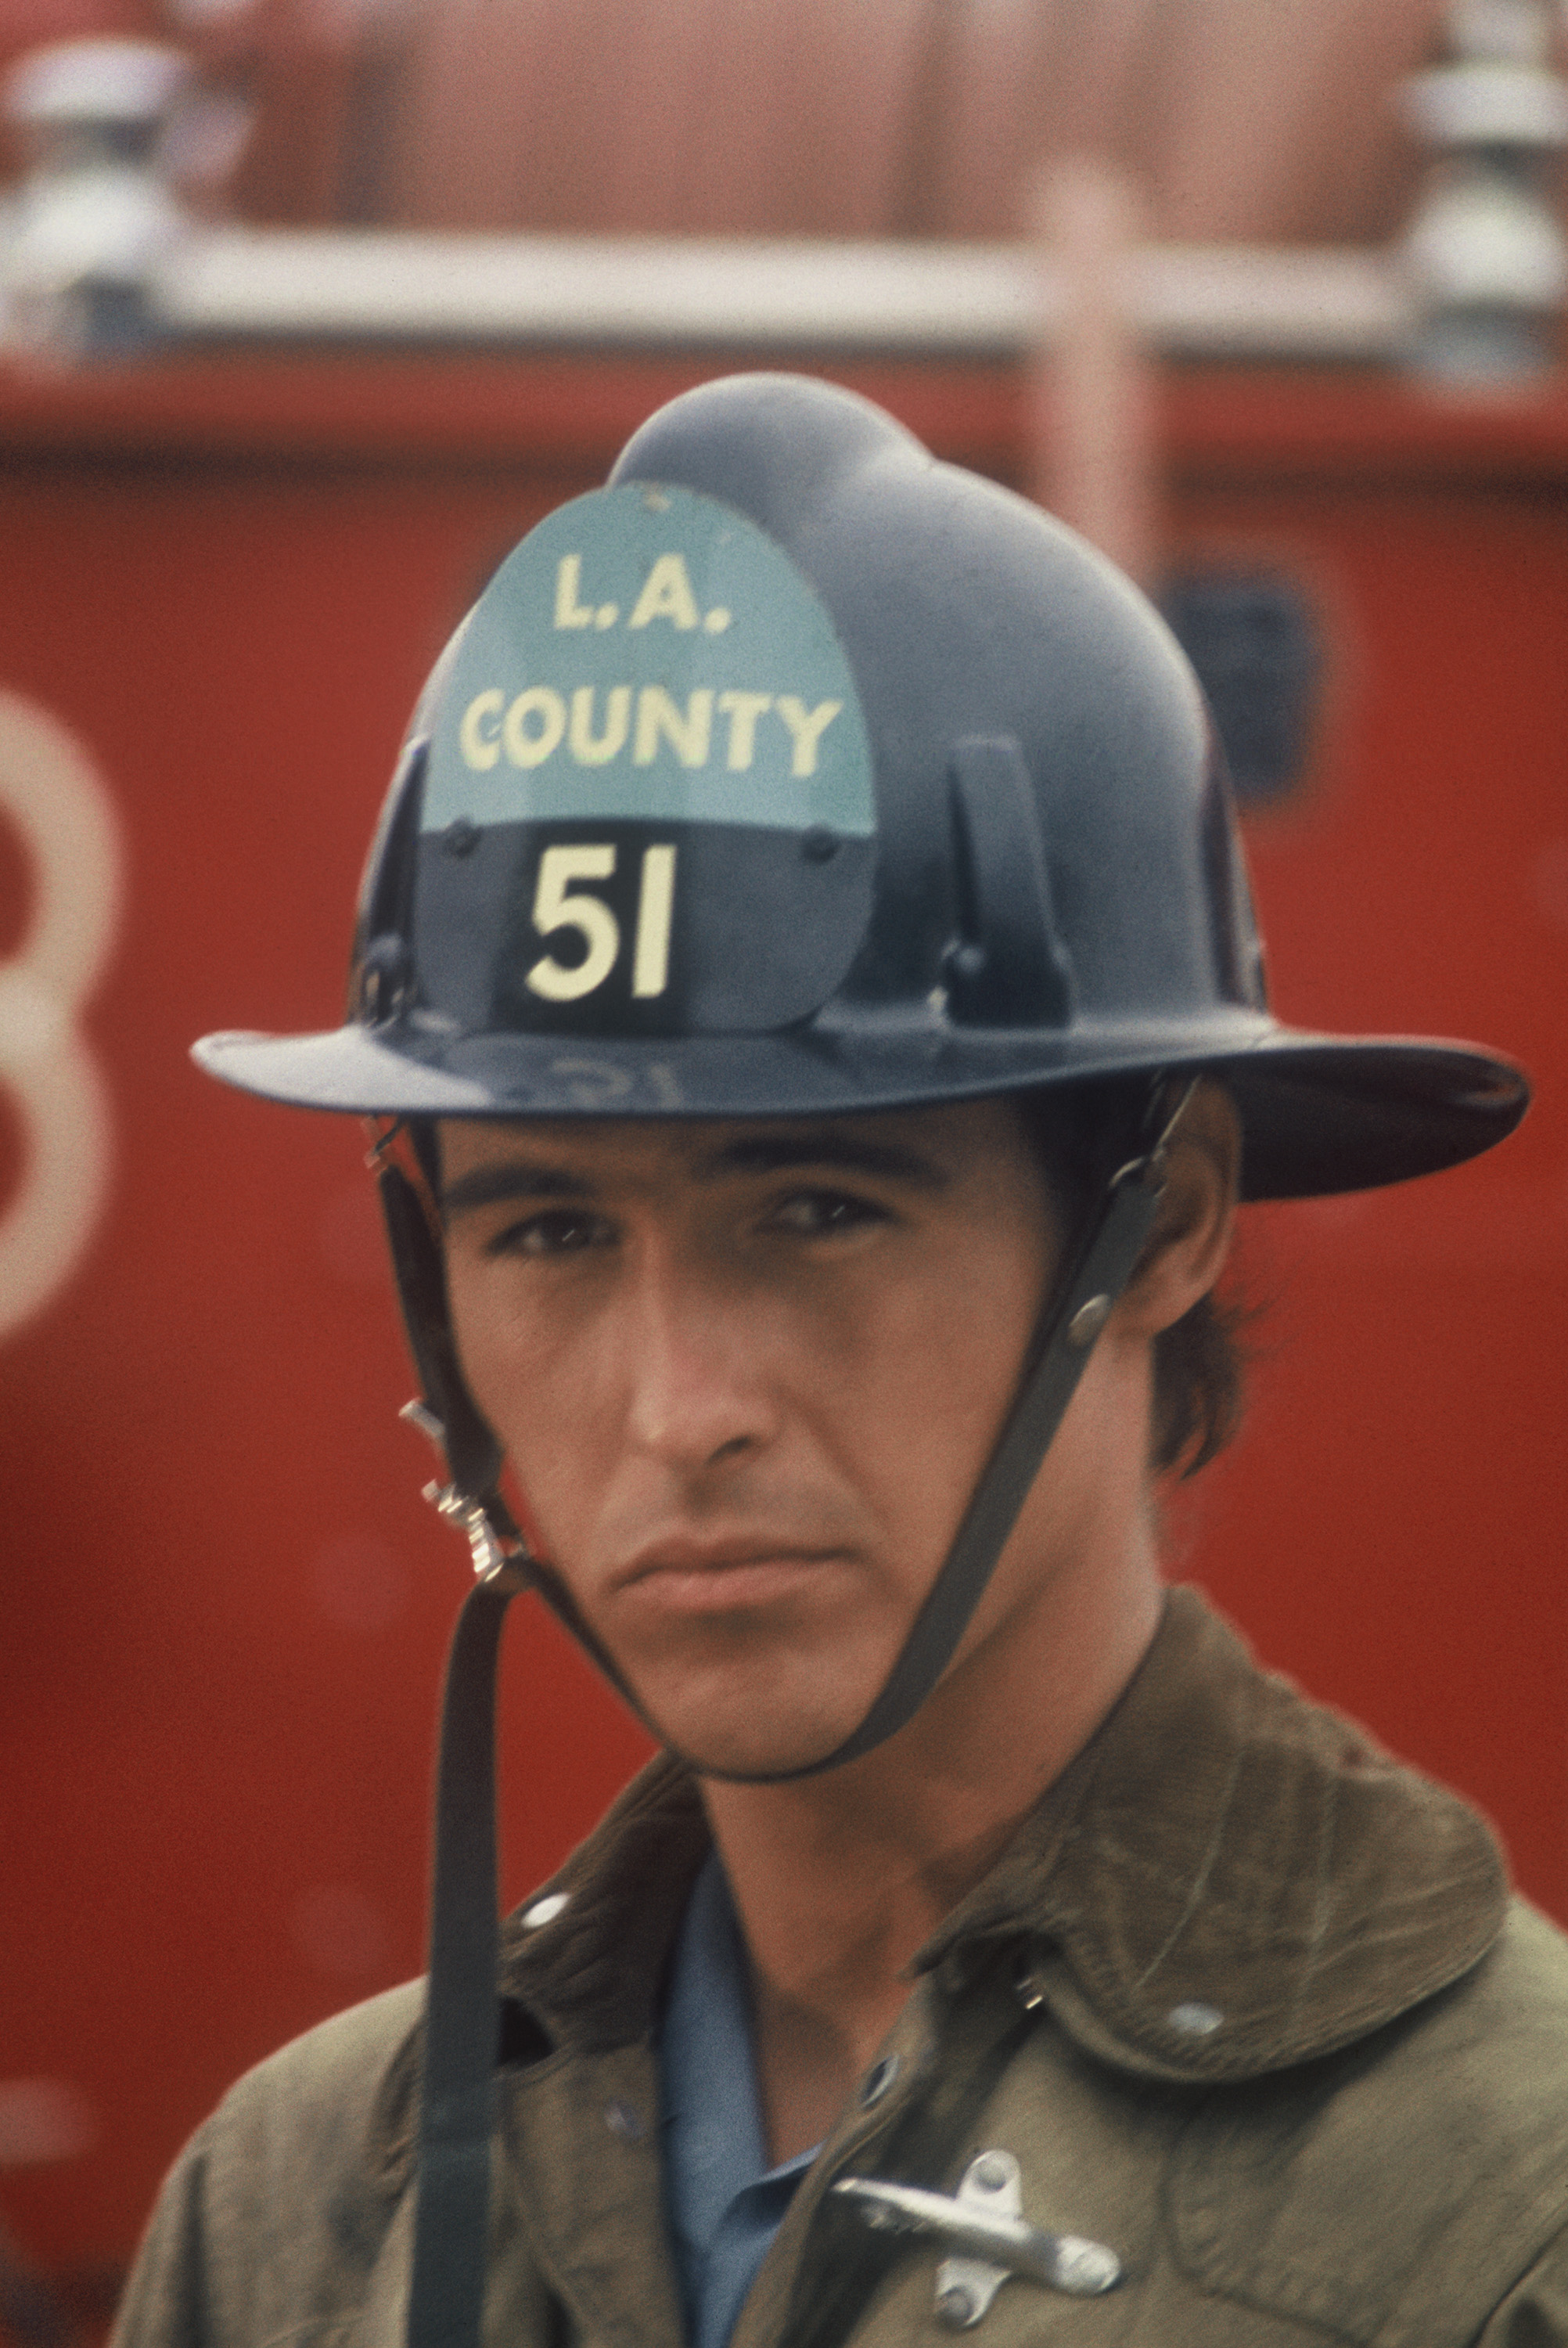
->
[440, 1101, 1063, 1777]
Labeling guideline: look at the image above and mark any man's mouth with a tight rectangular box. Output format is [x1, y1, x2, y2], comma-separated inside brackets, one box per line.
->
[614, 1535, 851, 1611]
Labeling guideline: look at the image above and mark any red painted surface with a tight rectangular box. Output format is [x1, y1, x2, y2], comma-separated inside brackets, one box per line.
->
[0, 356, 1563, 2299]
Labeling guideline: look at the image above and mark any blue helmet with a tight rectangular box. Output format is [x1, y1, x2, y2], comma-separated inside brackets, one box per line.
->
[195, 371, 1525, 1201]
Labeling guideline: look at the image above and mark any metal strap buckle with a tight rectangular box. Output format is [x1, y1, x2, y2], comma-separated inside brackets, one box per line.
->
[422, 1480, 527, 1589]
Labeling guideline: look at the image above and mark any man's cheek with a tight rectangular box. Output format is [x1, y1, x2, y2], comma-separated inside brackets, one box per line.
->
[507, 1444, 603, 1573]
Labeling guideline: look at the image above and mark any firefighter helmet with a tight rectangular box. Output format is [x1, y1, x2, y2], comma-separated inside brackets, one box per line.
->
[194, 372, 1526, 1201]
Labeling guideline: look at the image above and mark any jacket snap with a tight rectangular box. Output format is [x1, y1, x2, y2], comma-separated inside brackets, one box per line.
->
[858, 2054, 900, 2109]
[520, 1891, 570, 1928]
[1165, 2001, 1224, 2036]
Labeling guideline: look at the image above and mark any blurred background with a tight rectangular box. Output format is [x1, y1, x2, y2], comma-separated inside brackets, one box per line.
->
[0, 0, 1533, 240]
[2, 2, 1566, 2341]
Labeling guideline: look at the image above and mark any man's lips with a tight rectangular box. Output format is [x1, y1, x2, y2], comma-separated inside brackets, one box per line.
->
[613, 1536, 851, 1609]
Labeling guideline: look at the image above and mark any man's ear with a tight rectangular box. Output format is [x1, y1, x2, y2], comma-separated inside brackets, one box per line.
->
[1114, 1081, 1240, 1338]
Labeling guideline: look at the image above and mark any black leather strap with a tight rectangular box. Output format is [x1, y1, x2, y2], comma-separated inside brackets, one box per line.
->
[792, 1158, 1163, 1774]
[408, 1572, 517, 2348]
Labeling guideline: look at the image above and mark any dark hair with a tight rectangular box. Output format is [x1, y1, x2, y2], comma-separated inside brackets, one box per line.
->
[1013, 1080, 1248, 1479]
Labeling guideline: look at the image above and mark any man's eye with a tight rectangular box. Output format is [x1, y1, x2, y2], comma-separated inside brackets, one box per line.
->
[486, 1210, 613, 1258]
[764, 1189, 886, 1237]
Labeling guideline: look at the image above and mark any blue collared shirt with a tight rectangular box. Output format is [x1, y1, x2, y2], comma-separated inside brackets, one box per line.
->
[659, 1853, 820, 2348]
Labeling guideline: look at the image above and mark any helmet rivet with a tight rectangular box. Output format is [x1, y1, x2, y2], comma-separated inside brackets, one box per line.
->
[442, 816, 480, 858]
[943, 942, 987, 987]
[1066, 1294, 1111, 1348]
[800, 824, 840, 863]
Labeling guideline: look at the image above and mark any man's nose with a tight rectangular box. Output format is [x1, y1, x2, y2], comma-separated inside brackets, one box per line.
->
[619, 1244, 781, 1471]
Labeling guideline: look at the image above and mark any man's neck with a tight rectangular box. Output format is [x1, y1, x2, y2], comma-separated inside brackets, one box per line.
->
[699, 1536, 1163, 2163]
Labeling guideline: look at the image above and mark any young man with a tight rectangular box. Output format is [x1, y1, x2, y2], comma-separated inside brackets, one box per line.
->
[116, 375, 1566, 2348]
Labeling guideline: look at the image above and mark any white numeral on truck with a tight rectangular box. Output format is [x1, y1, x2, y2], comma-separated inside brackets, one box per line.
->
[0, 690, 123, 1338]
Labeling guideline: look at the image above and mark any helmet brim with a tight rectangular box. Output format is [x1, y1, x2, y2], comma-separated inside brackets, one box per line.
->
[192, 1014, 1527, 1203]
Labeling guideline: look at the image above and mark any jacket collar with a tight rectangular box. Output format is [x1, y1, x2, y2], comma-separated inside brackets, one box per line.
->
[914, 1586, 1507, 2080]
[501, 1586, 1506, 2084]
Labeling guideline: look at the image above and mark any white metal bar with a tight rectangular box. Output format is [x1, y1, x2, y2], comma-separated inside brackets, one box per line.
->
[152, 226, 1414, 362]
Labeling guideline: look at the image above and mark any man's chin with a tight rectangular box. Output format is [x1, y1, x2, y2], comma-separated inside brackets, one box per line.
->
[583, 1579, 900, 1779]
[624, 1665, 877, 1783]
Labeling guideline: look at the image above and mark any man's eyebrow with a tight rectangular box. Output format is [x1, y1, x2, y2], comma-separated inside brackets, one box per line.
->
[440, 1161, 595, 1220]
[695, 1131, 950, 1188]
[439, 1130, 951, 1217]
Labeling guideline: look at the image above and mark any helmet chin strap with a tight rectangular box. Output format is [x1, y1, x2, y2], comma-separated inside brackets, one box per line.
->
[380, 1075, 1192, 2348]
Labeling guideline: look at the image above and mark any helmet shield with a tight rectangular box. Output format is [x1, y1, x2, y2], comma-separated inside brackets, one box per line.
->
[415, 483, 876, 1039]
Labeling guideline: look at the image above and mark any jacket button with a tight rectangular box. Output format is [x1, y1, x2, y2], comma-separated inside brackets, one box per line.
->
[860, 2054, 901, 2108]
[521, 1892, 570, 1928]
[1167, 2000, 1224, 2036]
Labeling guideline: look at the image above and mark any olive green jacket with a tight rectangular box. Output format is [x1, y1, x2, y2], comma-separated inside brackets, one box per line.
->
[113, 1590, 1568, 2348]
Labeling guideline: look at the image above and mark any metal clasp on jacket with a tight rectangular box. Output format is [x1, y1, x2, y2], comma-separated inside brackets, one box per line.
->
[833, 2152, 1121, 2326]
